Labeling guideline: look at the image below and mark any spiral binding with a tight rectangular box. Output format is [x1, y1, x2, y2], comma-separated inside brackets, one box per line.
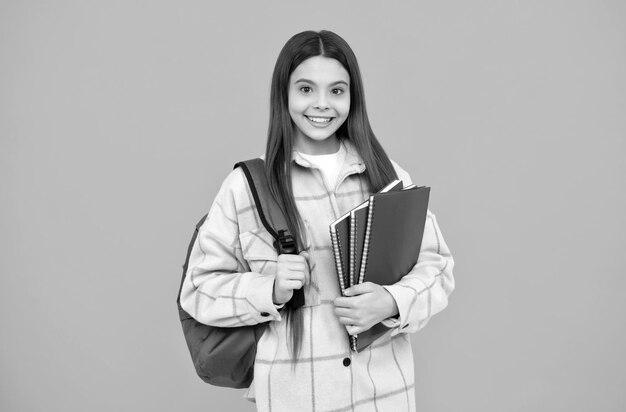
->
[348, 196, 377, 352]
[331, 226, 359, 351]
[330, 228, 346, 294]
[358, 195, 376, 285]
[349, 211, 357, 289]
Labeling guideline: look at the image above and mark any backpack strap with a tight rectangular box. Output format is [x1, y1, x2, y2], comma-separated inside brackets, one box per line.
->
[234, 158, 304, 308]
[234, 159, 290, 249]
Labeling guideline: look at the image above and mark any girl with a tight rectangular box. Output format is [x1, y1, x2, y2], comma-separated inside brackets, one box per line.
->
[180, 30, 455, 412]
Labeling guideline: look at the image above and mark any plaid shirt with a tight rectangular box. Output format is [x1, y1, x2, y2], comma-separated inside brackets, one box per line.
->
[180, 140, 455, 412]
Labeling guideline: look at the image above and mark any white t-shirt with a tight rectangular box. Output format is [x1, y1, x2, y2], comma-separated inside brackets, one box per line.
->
[297, 142, 346, 190]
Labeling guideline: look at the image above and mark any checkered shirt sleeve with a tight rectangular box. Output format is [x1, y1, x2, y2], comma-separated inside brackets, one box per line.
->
[179, 168, 283, 327]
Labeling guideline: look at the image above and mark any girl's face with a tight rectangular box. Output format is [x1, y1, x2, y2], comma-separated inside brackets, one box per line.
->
[288, 56, 350, 155]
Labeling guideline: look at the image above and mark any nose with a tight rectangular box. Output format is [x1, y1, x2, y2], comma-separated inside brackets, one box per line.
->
[313, 92, 330, 110]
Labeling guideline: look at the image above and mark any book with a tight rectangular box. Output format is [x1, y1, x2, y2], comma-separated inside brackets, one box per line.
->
[349, 201, 369, 290]
[349, 180, 403, 290]
[331, 179, 402, 295]
[358, 185, 430, 286]
[352, 185, 431, 351]
[329, 210, 351, 295]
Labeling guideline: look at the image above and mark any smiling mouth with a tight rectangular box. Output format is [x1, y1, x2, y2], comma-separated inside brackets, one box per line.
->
[305, 115, 334, 124]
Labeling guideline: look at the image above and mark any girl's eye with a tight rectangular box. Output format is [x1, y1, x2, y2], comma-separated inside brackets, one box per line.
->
[300, 86, 312, 93]
[331, 88, 345, 95]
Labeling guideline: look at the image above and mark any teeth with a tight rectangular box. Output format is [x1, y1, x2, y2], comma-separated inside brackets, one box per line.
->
[307, 116, 332, 123]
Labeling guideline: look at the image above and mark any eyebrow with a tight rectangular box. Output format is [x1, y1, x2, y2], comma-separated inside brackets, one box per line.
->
[294, 78, 349, 87]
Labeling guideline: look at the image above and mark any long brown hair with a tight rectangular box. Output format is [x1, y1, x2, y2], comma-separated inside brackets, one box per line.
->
[265, 30, 398, 362]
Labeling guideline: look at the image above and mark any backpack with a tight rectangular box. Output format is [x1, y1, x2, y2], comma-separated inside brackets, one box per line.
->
[176, 158, 304, 388]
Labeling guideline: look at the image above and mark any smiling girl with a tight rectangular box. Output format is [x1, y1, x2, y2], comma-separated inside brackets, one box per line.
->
[180, 30, 455, 412]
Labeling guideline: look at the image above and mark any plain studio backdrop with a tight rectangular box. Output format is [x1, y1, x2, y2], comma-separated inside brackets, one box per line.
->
[1, 1, 624, 411]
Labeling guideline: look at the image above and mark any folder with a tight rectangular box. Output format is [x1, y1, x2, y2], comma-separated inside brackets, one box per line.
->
[352, 185, 430, 351]
[358, 185, 430, 285]
[349, 180, 403, 289]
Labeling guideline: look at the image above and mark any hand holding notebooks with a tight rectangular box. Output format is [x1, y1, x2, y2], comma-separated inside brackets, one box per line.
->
[330, 179, 429, 352]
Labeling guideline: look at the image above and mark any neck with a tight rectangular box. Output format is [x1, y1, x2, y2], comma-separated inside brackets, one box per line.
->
[293, 134, 341, 155]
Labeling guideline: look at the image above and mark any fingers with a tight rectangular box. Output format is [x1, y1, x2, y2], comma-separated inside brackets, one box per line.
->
[277, 256, 307, 274]
[283, 270, 305, 284]
[283, 279, 304, 290]
[334, 307, 355, 320]
[276, 274, 305, 289]
[334, 296, 356, 308]
[299, 250, 310, 261]
[334, 294, 371, 333]
[277, 253, 309, 288]
[335, 310, 363, 329]
[334, 307, 367, 326]
[278, 253, 307, 265]
[336, 311, 360, 330]
[273, 276, 303, 305]
[299, 251, 312, 286]
[346, 325, 364, 336]
[344, 281, 377, 297]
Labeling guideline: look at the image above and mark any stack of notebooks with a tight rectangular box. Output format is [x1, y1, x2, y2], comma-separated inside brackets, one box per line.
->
[329, 180, 430, 352]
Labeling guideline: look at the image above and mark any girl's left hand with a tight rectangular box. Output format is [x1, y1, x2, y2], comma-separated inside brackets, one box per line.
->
[333, 282, 399, 336]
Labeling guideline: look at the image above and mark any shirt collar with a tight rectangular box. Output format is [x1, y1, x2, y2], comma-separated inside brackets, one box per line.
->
[292, 139, 366, 175]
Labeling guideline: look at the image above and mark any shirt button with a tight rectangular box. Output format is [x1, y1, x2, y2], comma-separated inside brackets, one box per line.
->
[343, 357, 351, 367]
[260, 312, 270, 317]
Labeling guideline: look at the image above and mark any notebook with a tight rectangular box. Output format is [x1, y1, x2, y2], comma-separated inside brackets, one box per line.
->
[329, 210, 351, 295]
[349, 180, 403, 289]
[331, 179, 402, 294]
[353, 185, 431, 351]
[357, 185, 430, 286]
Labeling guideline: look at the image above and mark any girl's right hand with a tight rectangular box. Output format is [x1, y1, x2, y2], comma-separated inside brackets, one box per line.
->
[273, 252, 310, 305]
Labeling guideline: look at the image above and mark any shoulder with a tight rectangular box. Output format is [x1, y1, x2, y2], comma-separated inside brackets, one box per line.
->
[389, 158, 413, 187]
[220, 166, 248, 193]
[217, 155, 265, 194]
[213, 165, 254, 210]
